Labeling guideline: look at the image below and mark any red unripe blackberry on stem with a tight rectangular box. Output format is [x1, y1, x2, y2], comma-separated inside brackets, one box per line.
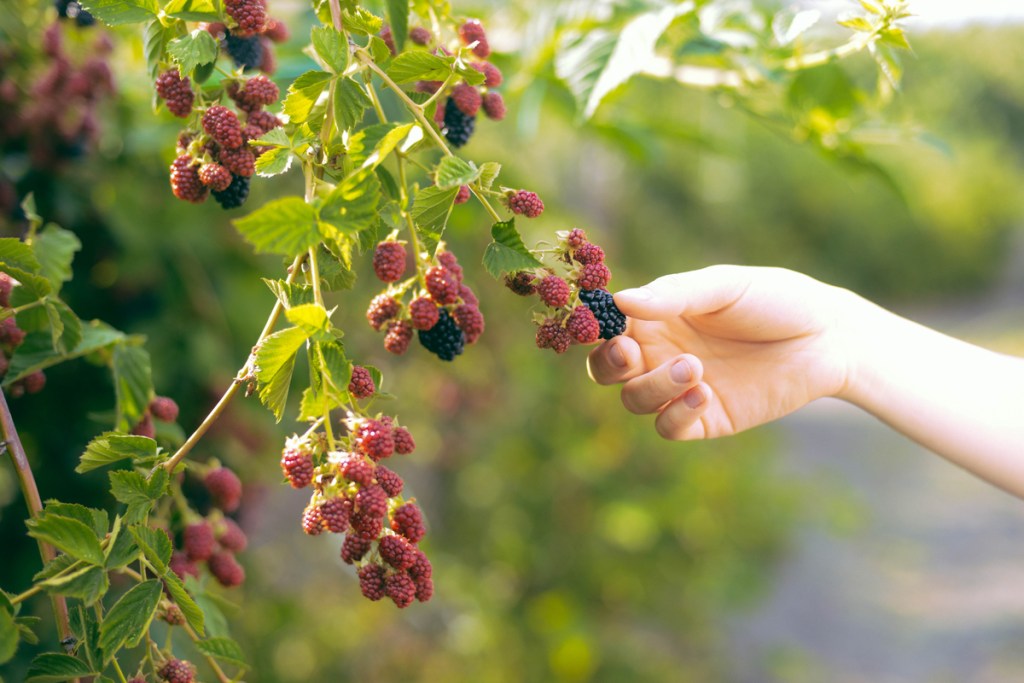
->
[224, 0, 266, 36]
[0, 273, 13, 307]
[380, 24, 397, 55]
[352, 510, 384, 539]
[158, 658, 195, 683]
[566, 228, 587, 249]
[247, 109, 281, 134]
[354, 419, 395, 461]
[538, 274, 570, 308]
[367, 294, 400, 331]
[216, 517, 248, 552]
[507, 189, 544, 218]
[458, 20, 490, 58]
[505, 271, 538, 296]
[437, 249, 464, 282]
[169, 155, 207, 203]
[384, 320, 413, 354]
[348, 364, 375, 399]
[566, 305, 600, 344]
[372, 240, 407, 282]
[198, 163, 232, 192]
[234, 74, 278, 111]
[409, 26, 432, 45]
[425, 265, 459, 304]
[263, 17, 289, 42]
[471, 61, 503, 87]
[162, 603, 186, 626]
[577, 262, 612, 291]
[481, 91, 506, 121]
[455, 185, 471, 204]
[208, 550, 245, 587]
[453, 304, 484, 344]
[379, 534, 417, 570]
[202, 105, 244, 150]
[385, 571, 417, 608]
[358, 563, 387, 601]
[155, 70, 194, 118]
[130, 413, 156, 438]
[392, 426, 415, 455]
[355, 484, 388, 518]
[320, 496, 352, 533]
[23, 371, 46, 394]
[258, 37, 277, 74]
[169, 551, 199, 580]
[391, 502, 426, 543]
[536, 319, 571, 354]
[458, 283, 479, 307]
[0, 318, 25, 347]
[339, 453, 374, 486]
[415, 575, 434, 602]
[573, 242, 605, 265]
[374, 464, 404, 497]
[183, 521, 216, 561]
[409, 296, 440, 331]
[149, 394, 179, 421]
[408, 547, 432, 579]
[281, 439, 315, 488]
[218, 147, 256, 178]
[204, 466, 243, 512]
[451, 82, 482, 117]
[340, 534, 371, 564]
[301, 504, 325, 535]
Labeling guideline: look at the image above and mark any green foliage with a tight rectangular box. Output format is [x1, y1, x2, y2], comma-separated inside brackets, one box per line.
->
[483, 219, 544, 278]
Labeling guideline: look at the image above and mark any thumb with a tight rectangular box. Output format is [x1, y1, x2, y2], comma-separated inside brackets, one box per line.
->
[613, 266, 752, 321]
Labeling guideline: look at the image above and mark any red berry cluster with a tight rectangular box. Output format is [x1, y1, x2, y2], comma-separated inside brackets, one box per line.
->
[0, 22, 114, 173]
[365, 244, 484, 359]
[279, 421, 432, 607]
[202, 10, 287, 74]
[158, 658, 195, 683]
[504, 228, 617, 353]
[0, 274, 46, 397]
[128, 395, 180, 439]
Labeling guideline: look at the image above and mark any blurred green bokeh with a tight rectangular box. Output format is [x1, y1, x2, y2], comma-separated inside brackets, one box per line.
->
[2, 3, 1023, 681]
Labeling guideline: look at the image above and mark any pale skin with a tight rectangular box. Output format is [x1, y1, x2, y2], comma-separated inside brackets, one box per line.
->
[586, 265, 1024, 499]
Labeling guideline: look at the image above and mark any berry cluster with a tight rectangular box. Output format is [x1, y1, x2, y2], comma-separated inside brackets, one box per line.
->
[169, 463, 248, 588]
[0, 22, 114, 173]
[279, 420, 433, 607]
[203, 10, 288, 74]
[157, 658, 196, 683]
[128, 394, 181, 439]
[366, 243, 484, 361]
[162, 73, 283, 209]
[505, 228, 626, 352]
[408, 19, 505, 149]
[0, 274, 46, 397]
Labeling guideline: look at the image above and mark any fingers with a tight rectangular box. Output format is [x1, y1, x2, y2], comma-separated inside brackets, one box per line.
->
[613, 265, 753, 321]
[654, 382, 712, 440]
[620, 354, 704, 415]
[587, 336, 645, 385]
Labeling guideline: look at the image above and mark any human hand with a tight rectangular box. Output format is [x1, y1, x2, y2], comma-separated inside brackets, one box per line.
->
[587, 265, 856, 440]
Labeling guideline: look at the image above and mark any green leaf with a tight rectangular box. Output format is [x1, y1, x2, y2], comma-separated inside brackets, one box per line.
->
[16, 616, 41, 645]
[282, 70, 332, 124]
[143, 20, 170, 81]
[190, 582, 228, 637]
[312, 26, 348, 73]
[130, 526, 173, 575]
[43, 501, 107, 537]
[77, 0, 158, 25]
[44, 298, 82, 356]
[234, 197, 321, 257]
[113, 344, 152, 432]
[262, 279, 313, 308]
[319, 170, 381, 236]
[435, 156, 479, 190]
[478, 161, 501, 191]
[0, 238, 50, 299]
[76, 433, 157, 474]
[104, 517, 139, 569]
[253, 127, 290, 148]
[109, 470, 164, 524]
[4, 321, 125, 386]
[387, 51, 450, 83]
[879, 27, 911, 50]
[556, 5, 688, 120]
[483, 219, 543, 278]
[318, 242, 357, 290]
[71, 605, 101, 672]
[26, 515, 104, 566]
[385, 0, 409, 52]
[164, 0, 221, 21]
[285, 303, 332, 341]
[254, 326, 310, 421]
[254, 146, 293, 177]
[196, 637, 248, 668]
[0, 609, 16, 665]
[333, 77, 371, 131]
[33, 553, 76, 582]
[25, 654, 97, 683]
[860, 0, 883, 14]
[411, 185, 458, 255]
[367, 35, 393, 65]
[38, 565, 109, 605]
[167, 29, 219, 79]
[837, 16, 873, 32]
[98, 580, 161, 661]
[162, 572, 205, 636]
[348, 123, 416, 170]
[314, 340, 350, 406]
[32, 225, 81, 293]
[342, 6, 383, 35]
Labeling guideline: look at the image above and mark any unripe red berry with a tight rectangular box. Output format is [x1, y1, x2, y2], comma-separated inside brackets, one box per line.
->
[366, 294, 400, 331]
[536, 319, 571, 354]
[320, 496, 352, 533]
[183, 521, 216, 561]
[348, 365, 375, 399]
[155, 70, 194, 118]
[356, 484, 388, 518]
[224, 0, 266, 36]
[162, 603, 186, 626]
[354, 419, 394, 461]
[23, 371, 46, 394]
[208, 550, 245, 587]
[573, 242, 605, 265]
[566, 228, 587, 249]
[0, 273, 13, 308]
[280, 440, 315, 489]
[158, 658, 195, 683]
[455, 185, 471, 204]
[391, 502, 425, 543]
[451, 82, 482, 117]
[392, 426, 415, 455]
[383, 320, 413, 355]
[409, 26, 432, 45]
[217, 147, 256, 177]
[301, 504, 325, 535]
[566, 305, 600, 344]
[247, 109, 281, 134]
[577, 262, 611, 291]
[340, 534, 371, 564]
[508, 189, 544, 218]
[505, 271, 537, 296]
[351, 510, 384, 539]
[409, 297, 440, 331]
[216, 517, 248, 552]
[233, 74, 278, 111]
[471, 61, 503, 87]
[452, 304, 484, 344]
[130, 413, 156, 438]
[357, 563, 386, 601]
[425, 265, 459, 304]
[379, 534, 417, 570]
[415, 575, 434, 602]
[169, 155, 207, 203]
[385, 571, 416, 608]
[458, 20, 490, 58]
[481, 91, 506, 121]
[374, 464, 404, 497]
[408, 547, 432, 579]
[202, 105, 244, 150]
[263, 17, 289, 42]
[437, 249, 463, 282]
[458, 283, 479, 307]
[340, 453, 375, 486]
[372, 241, 407, 282]
[169, 551, 200, 580]
[537, 275, 570, 308]
[198, 163, 232, 192]
[204, 466, 243, 512]
[380, 24, 397, 55]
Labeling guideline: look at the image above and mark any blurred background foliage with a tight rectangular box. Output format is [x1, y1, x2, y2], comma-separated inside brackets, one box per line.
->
[2, 0, 1023, 680]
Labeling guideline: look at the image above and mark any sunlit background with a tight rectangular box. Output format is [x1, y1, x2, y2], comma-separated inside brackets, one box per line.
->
[2, 0, 1024, 681]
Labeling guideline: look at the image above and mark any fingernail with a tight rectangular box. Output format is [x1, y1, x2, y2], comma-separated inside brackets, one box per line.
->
[683, 386, 705, 409]
[615, 288, 651, 302]
[609, 343, 626, 368]
[670, 360, 691, 384]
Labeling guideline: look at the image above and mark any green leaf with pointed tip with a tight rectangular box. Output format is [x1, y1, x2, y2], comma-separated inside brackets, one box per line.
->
[77, 0, 158, 25]
[0, 238, 50, 299]
[234, 197, 321, 257]
[318, 242, 358, 290]
[26, 654, 98, 682]
[319, 170, 381, 236]
[314, 339, 350, 406]
[411, 185, 458, 255]
[167, 29, 219, 79]
[435, 156, 479, 190]
[113, 344, 152, 432]
[262, 279, 314, 309]
[77, 432, 157, 474]
[44, 298, 82, 355]
[164, 0, 220, 20]
[162, 571, 205, 636]
[38, 565, 109, 605]
[334, 77, 371, 131]
[98, 579, 161, 661]
[32, 225, 81, 293]
[43, 502, 107, 538]
[342, 6, 383, 34]
[196, 637, 248, 668]
[16, 616, 40, 645]
[255, 147, 293, 177]
[143, 20, 170, 81]
[312, 26, 348, 73]
[483, 219, 543, 279]
[478, 161, 501, 191]
[130, 526, 173, 576]
[387, 51, 450, 83]
[385, 0, 409, 52]
[254, 326, 310, 421]
[282, 70, 332, 124]
[4, 321, 125, 386]
[26, 515, 104, 566]
[285, 303, 332, 341]
[838, 16, 873, 31]
[0, 609, 16, 664]
[348, 123, 416, 169]
[104, 517, 140, 569]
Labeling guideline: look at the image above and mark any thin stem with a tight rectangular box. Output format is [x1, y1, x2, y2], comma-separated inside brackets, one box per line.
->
[183, 620, 233, 683]
[471, 186, 503, 223]
[11, 583, 44, 605]
[9, 299, 45, 315]
[162, 252, 307, 473]
[0, 388, 75, 660]
[110, 657, 129, 683]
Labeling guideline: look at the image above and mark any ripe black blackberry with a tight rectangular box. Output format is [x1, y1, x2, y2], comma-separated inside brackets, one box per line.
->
[578, 288, 626, 340]
[442, 99, 475, 148]
[418, 308, 465, 361]
[224, 31, 264, 71]
[211, 174, 250, 209]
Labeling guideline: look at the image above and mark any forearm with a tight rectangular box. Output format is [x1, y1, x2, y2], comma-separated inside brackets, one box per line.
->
[837, 291, 1024, 497]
